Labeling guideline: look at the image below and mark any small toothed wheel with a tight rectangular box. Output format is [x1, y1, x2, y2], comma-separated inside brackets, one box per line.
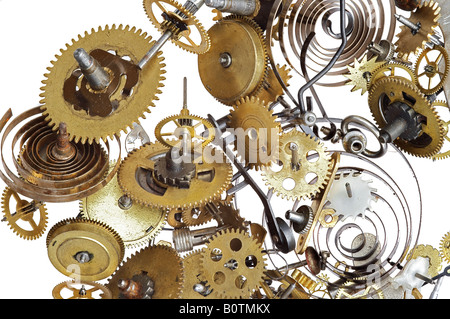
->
[414, 45, 449, 95]
[440, 232, 450, 264]
[52, 280, 112, 299]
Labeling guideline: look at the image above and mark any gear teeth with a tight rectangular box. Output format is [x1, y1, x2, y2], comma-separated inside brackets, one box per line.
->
[439, 231, 450, 264]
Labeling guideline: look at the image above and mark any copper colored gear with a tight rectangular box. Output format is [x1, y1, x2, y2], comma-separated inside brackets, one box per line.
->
[439, 232, 450, 264]
[368, 76, 445, 158]
[39, 24, 166, 144]
[117, 142, 233, 209]
[394, 0, 441, 60]
[261, 130, 333, 201]
[198, 15, 268, 105]
[199, 228, 267, 299]
[1, 187, 48, 240]
[106, 244, 184, 299]
[255, 64, 292, 104]
[227, 96, 280, 170]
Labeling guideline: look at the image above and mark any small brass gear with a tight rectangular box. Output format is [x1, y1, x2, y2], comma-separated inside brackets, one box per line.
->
[198, 15, 268, 105]
[345, 55, 385, 95]
[46, 218, 125, 281]
[414, 45, 450, 95]
[52, 280, 112, 299]
[368, 76, 445, 158]
[430, 100, 450, 160]
[117, 142, 233, 209]
[227, 96, 281, 170]
[199, 228, 267, 299]
[143, 0, 211, 54]
[39, 24, 166, 144]
[394, 0, 441, 60]
[255, 64, 292, 104]
[1, 187, 48, 240]
[180, 250, 214, 299]
[369, 61, 417, 90]
[407, 244, 442, 277]
[180, 205, 214, 227]
[106, 244, 184, 299]
[80, 163, 167, 248]
[439, 232, 450, 264]
[261, 130, 333, 201]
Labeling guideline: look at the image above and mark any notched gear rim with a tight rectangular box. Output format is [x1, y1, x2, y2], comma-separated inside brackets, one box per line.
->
[39, 24, 166, 144]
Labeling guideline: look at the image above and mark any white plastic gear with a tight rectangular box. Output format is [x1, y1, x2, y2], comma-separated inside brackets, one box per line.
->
[326, 173, 377, 221]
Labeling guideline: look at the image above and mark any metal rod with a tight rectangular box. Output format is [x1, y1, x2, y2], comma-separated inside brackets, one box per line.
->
[138, 30, 173, 70]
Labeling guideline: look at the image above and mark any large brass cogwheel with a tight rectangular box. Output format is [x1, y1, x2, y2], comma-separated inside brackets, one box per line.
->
[105, 244, 184, 299]
[40, 24, 166, 144]
[80, 163, 167, 248]
[368, 76, 444, 158]
[46, 218, 125, 281]
[143, 0, 210, 54]
[198, 15, 268, 106]
[199, 228, 267, 299]
[117, 142, 233, 209]
[439, 232, 450, 264]
[1, 187, 48, 240]
[394, 0, 441, 60]
[227, 96, 281, 170]
[261, 130, 333, 201]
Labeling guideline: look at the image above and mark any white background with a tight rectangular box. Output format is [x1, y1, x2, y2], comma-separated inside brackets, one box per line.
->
[0, 0, 449, 299]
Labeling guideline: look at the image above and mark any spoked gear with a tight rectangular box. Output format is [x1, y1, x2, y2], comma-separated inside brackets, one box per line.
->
[255, 64, 292, 104]
[325, 172, 377, 221]
[394, 0, 441, 60]
[261, 130, 333, 201]
[46, 218, 125, 281]
[368, 76, 445, 158]
[80, 163, 167, 248]
[52, 280, 112, 299]
[143, 0, 211, 54]
[40, 24, 166, 144]
[1, 187, 48, 240]
[198, 15, 268, 105]
[369, 61, 417, 90]
[414, 46, 450, 95]
[345, 55, 385, 95]
[117, 142, 233, 209]
[439, 232, 450, 264]
[105, 244, 184, 299]
[227, 96, 280, 170]
[199, 228, 267, 299]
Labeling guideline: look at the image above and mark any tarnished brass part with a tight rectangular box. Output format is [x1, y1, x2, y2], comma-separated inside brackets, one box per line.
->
[295, 152, 340, 254]
[1, 187, 48, 240]
[202, 200, 247, 231]
[106, 244, 184, 299]
[345, 55, 385, 95]
[181, 250, 214, 299]
[395, 1, 441, 60]
[255, 64, 292, 104]
[52, 280, 112, 299]
[370, 61, 417, 90]
[414, 45, 450, 95]
[250, 222, 267, 245]
[263, 269, 310, 299]
[430, 101, 450, 160]
[167, 207, 187, 228]
[411, 288, 423, 299]
[439, 232, 450, 264]
[261, 130, 333, 201]
[199, 228, 267, 299]
[46, 218, 125, 281]
[291, 269, 318, 292]
[228, 96, 280, 170]
[318, 208, 338, 228]
[407, 244, 443, 277]
[180, 205, 214, 227]
[40, 24, 166, 144]
[368, 76, 445, 158]
[335, 281, 384, 299]
[198, 15, 268, 105]
[395, 0, 420, 11]
[117, 142, 233, 209]
[80, 162, 167, 248]
[143, 0, 210, 54]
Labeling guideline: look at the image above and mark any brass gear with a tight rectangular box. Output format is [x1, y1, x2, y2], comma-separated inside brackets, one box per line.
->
[80, 162, 167, 248]
[1, 187, 48, 240]
[52, 280, 112, 299]
[369, 61, 417, 90]
[345, 55, 385, 95]
[199, 228, 267, 299]
[180, 250, 214, 299]
[255, 64, 292, 104]
[227, 96, 280, 170]
[439, 232, 450, 264]
[154, 108, 215, 149]
[368, 76, 444, 158]
[335, 281, 385, 299]
[430, 100, 450, 160]
[46, 218, 125, 281]
[407, 244, 442, 277]
[261, 130, 333, 201]
[394, 0, 441, 60]
[180, 205, 214, 227]
[40, 24, 166, 144]
[106, 244, 184, 299]
[414, 45, 450, 95]
[198, 15, 268, 105]
[117, 142, 233, 209]
[143, 0, 210, 54]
